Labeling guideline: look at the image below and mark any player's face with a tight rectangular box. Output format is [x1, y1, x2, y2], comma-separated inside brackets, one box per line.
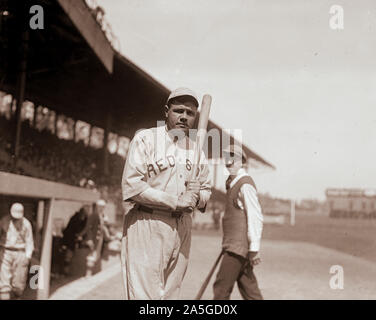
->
[165, 98, 197, 135]
[224, 153, 243, 175]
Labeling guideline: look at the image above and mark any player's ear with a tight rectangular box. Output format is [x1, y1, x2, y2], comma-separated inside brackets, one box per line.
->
[164, 105, 169, 118]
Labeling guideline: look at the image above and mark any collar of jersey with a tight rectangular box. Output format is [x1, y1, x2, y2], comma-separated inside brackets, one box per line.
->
[229, 167, 248, 189]
[164, 125, 195, 149]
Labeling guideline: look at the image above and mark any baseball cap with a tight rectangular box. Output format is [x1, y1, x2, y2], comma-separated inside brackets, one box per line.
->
[223, 144, 247, 162]
[166, 87, 199, 108]
[10, 203, 24, 219]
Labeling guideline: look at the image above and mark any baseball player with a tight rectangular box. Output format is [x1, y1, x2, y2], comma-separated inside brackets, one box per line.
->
[121, 87, 212, 300]
[0, 203, 34, 300]
[213, 144, 263, 300]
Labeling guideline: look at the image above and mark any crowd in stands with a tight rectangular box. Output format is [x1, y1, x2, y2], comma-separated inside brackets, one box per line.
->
[0, 115, 125, 211]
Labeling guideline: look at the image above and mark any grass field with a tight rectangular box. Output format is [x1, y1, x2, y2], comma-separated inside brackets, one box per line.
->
[194, 213, 376, 263]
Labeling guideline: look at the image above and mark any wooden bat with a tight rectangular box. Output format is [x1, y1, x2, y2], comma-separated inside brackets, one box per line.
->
[195, 250, 224, 300]
[190, 94, 212, 181]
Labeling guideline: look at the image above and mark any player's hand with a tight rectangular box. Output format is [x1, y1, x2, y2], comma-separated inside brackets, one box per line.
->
[247, 251, 261, 266]
[177, 191, 199, 211]
[186, 180, 201, 195]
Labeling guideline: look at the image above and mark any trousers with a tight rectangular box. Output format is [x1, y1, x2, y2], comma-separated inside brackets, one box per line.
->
[0, 248, 29, 298]
[121, 208, 192, 300]
[213, 251, 263, 300]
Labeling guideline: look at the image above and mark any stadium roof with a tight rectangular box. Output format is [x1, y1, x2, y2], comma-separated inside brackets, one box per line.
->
[0, 0, 274, 169]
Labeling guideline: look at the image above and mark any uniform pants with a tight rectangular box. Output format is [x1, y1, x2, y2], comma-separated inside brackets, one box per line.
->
[0, 248, 29, 298]
[121, 208, 192, 300]
[213, 251, 263, 300]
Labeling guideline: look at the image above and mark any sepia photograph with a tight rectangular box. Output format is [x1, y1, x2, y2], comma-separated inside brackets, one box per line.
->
[0, 0, 375, 306]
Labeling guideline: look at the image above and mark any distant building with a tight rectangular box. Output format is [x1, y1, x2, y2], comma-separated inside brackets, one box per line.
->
[258, 194, 291, 216]
[326, 188, 376, 219]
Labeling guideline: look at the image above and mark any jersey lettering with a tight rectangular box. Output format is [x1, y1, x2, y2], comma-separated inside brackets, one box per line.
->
[155, 158, 168, 173]
[147, 164, 157, 178]
[146, 155, 177, 178]
[167, 155, 175, 168]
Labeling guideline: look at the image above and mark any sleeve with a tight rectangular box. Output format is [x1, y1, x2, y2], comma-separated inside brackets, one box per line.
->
[24, 220, 34, 259]
[123, 131, 179, 210]
[239, 184, 263, 252]
[121, 132, 152, 201]
[197, 151, 212, 212]
[132, 188, 178, 211]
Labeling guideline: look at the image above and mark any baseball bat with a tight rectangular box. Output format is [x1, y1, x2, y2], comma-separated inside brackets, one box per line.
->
[190, 94, 212, 181]
[195, 250, 224, 300]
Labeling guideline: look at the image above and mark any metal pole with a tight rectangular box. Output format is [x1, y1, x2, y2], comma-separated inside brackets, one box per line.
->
[103, 113, 111, 175]
[12, 29, 29, 168]
[73, 119, 77, 142]
[54, 112, 59, 135]
[88, 125, 93, 147]
[32, 104, 37, 128]
[290, 199, 296, 226]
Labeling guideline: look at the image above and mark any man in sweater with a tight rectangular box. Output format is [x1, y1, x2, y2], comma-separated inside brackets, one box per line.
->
[213, 144, 263, 300]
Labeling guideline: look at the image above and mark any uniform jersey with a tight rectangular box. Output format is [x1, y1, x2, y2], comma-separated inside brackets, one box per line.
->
[121, 125, 212, 299]
[122, 125, 211, 211]
[0, 216, 34, 258]
[0, 216, 34, 297]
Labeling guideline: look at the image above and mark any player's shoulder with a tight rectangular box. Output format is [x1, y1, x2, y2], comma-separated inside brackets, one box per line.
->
[22, 217, 33, 228]
[132, 126, 160, 142]
[239, 174, 257, 192]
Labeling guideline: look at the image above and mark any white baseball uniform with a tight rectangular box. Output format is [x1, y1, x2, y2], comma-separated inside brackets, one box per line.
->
[121, 125, 211, 300]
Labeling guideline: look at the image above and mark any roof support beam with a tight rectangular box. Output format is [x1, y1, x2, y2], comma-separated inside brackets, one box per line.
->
[57, 0, 114, 73]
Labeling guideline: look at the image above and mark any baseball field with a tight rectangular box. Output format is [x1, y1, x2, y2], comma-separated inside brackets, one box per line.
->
[77, 213, 376, 300]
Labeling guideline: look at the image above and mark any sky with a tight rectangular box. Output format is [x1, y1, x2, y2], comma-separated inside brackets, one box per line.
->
[99, 0, 376, 200]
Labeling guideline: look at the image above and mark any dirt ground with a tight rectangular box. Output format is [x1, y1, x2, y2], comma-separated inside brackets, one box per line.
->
[79, 228, 376, 300]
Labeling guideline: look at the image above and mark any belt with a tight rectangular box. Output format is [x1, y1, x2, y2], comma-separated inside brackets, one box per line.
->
[137, 205, 184, 218]
[0, 246, 25, 252]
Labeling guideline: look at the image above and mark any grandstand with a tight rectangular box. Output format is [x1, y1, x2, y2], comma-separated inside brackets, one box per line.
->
[0, 0, 274, 299]
[326, 188, 376, 219]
